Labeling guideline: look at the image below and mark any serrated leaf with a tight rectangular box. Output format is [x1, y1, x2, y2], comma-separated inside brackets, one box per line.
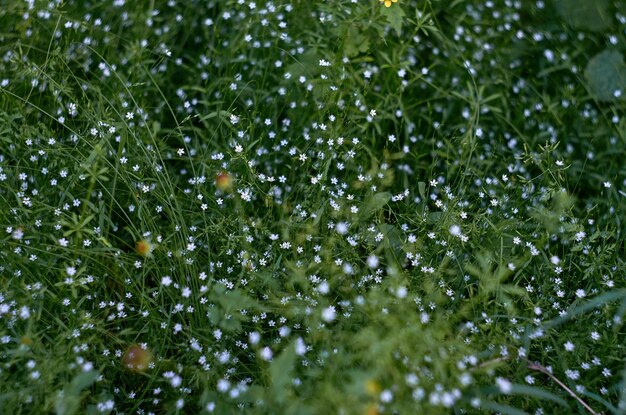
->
[381, 4, 405, 36]
[284, 50, 319, 79]
[585, 49, 626, 102]
[345, 26, 370, 58]
[554, 0, 611, 32]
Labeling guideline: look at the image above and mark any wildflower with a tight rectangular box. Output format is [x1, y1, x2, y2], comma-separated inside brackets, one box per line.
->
[260, 347, 273, 361]
[380, 0, 398, 7]
[216, 172, 233, 191]
[322, 306, 336, 322]
[11, 227, 24, 240]
[380, 390, 393, 403]
[449, 224, 461, 236]
[122, 344, 153, 372]
[135, 239, 153, 257]
[366, 255, 379, 268]
[495, 377, 512, 393]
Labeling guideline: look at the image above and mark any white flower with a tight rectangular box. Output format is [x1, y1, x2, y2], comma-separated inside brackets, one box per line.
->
[260, 347, 273, 361]
[496, 377, 512, 394]
[449, 224, 461, 236]
[380, 390, 393, 403]
[366, 255, 379, 268]
[336, 222, 348, 235]
[322, 306, 336, 322]
[249, 331, 260, 345]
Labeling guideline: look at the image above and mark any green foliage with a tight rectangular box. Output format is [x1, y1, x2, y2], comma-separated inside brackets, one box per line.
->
[554, 0, 612, 32]
[381, 4, 406, 36]
[0, 0, 625, 414]
[585, 49, 626, 102]
[55, 371, 100, 415]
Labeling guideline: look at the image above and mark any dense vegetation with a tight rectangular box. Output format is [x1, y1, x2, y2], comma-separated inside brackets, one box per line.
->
[1, 0, 626, 413]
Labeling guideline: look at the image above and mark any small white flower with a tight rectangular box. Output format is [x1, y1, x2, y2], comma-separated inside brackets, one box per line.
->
[260, 347, 273, 361]
[496, 377, 512, 394]
[322, 306, 336, 322]
[449, 224, 461, 236]
[380, 390, 393, 403]
[366, 255, 379, 269]
[336, 222, 348, 235]
[249, 331, 260, 345]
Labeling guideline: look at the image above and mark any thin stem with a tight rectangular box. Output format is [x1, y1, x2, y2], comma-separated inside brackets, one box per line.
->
[527, 361, 600, 415]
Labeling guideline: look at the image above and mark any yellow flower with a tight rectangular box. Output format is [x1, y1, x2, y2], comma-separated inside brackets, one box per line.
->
[380, 0, 397, 7]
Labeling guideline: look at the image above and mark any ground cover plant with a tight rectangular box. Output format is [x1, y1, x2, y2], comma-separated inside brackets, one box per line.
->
[1, 0, 626, 413]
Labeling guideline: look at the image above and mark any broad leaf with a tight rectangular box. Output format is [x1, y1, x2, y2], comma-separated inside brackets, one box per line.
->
[360, 192, 391, 221]
[585, 49, 626, 102]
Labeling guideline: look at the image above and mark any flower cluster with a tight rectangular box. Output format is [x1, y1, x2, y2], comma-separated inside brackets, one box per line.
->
[0, 0, 624, 414]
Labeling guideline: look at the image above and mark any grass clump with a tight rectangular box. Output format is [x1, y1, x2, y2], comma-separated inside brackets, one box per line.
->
[1, 0, 626, 414]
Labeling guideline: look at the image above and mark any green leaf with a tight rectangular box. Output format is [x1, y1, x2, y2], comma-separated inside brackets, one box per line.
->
[585, 49, 626, 102]
[68, 370, 99, 394]
[543, 288, 626, 329]
[345, 26, 370, 58]
[55, 371, 99, 415]
[378, 224, 404, 270]
[418, 181, 426, 200]
[480, 401, 530, 415]
[360, 192, 391, 221]
[269, 341, 296, 404]
[554, 0, 611, 32]
[381, 4, 405, 36]
[508, 384, 568, 407]
[580, 389, 620, 413]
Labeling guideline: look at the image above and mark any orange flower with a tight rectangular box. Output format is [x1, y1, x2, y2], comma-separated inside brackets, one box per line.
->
[380, 0, 397, 7]
[135, 239, 153, 257]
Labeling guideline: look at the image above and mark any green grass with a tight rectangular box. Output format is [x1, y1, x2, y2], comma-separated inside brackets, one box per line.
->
[1, 0, 626, 414]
